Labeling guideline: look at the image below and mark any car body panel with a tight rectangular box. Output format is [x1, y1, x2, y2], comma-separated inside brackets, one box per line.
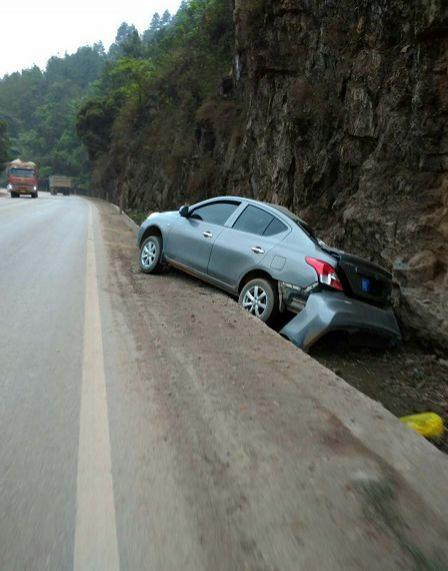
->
[207, 226, 288, 289]
[279, 291, 401, 351]
[165, 217, 225, 274]
[264, 236, 333, 290]
[137, 211, 177, 249]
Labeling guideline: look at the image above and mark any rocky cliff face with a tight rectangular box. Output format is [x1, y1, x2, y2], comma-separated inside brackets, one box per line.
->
[123, 0, 448, 351]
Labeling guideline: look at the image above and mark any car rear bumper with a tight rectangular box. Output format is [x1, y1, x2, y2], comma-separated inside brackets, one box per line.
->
[279, 291, 401, 351]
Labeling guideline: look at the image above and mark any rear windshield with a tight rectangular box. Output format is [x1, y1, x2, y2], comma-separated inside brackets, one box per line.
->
[9, 168, 35, 178]
[270, 205, 318, 243]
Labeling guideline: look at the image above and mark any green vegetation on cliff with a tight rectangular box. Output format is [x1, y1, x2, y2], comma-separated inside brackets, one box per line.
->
[76, 0, 234, 204]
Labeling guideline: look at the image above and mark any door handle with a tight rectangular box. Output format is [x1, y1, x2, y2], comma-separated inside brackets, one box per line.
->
[251, 246, 265, 254]
[203, 231, 213, 238]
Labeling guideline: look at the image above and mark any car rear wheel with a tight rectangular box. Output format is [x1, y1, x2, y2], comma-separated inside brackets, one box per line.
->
[139, 235, 163, 274]
[239, 278, 279, 324]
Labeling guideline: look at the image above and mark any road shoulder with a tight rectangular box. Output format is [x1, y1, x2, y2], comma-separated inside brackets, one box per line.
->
[92, 197, 448, 569]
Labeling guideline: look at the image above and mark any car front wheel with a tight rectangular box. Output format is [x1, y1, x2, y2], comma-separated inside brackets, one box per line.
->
[239, 278, 279, 324]
[139, 235, 163, 274]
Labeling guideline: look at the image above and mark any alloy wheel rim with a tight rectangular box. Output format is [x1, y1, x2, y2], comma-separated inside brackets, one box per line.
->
[242, 285, 268, 318]
[141, 241, 157, 268]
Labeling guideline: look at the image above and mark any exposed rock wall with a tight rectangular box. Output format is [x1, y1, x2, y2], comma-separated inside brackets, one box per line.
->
[124, 0, 448, 350]
[229, 0, 448, 350]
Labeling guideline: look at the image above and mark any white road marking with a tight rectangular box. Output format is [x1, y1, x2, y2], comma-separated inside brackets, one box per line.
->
[74, 204, 120, 571]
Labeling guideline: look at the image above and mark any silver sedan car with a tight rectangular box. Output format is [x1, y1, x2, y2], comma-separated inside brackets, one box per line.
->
[137, 196, 401, 350]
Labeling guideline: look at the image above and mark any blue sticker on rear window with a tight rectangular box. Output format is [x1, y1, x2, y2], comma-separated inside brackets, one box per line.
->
[361, 277, 371, 292]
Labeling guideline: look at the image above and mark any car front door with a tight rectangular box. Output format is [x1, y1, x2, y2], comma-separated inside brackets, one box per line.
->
[164, 201, 240, 275]
[207, 205, 290, 288]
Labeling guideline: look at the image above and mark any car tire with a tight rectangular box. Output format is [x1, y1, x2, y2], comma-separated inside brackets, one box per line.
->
[32, 192, 38, 199]
[10, 192, 17, 198]
[139, 235, 163, 274]
[239, 277, 279, 324]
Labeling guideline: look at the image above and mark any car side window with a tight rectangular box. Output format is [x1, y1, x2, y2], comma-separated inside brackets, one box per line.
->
[190, 202, 240, 225]
[232, 205, 274, 235]
[263, 217, 288, 236]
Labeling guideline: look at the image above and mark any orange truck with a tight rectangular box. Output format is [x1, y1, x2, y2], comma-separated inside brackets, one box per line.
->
[7, 158, 39, 198]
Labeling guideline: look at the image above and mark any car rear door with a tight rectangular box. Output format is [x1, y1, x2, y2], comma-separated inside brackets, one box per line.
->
[164, 201, 240, 275]
[207, 205, 290, 288]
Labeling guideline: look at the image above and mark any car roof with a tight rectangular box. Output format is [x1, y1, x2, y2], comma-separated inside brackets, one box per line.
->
[192, 195, 291, 219]
[190, 195, 318, 243]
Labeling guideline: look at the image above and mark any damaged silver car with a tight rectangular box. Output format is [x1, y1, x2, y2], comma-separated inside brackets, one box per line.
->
[137, 196, 401, 350]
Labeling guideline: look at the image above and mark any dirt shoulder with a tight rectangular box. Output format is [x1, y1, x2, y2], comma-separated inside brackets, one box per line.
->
[95, 198, 448, 569]
[311, 339, 448, 454]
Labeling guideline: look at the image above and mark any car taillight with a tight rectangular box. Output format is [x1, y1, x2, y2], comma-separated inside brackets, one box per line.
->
[305, 256, 344, 292]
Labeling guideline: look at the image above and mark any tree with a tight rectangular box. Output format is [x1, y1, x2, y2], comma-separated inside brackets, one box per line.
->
[160, 10, 172, 27]
[0, 119, 10, 168]
[76, 91, 125, 160]
[100, 58, 154, 105]
[142, 13, 161, 44]
[108, 23, 142, 60]
[121, 30, 143, 59]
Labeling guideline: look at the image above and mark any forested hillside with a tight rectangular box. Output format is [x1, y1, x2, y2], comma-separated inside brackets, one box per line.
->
[0, 5, 186, 186]
[76, 0, 233, 204]
[0, 45, 105, 184]
[0, 0, 232, 189]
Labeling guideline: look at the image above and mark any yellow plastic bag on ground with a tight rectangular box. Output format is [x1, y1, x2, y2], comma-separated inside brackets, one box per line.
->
[400, 412, 444, 439]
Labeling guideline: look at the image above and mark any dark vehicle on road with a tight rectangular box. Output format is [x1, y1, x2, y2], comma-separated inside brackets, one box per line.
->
[49, 175, 72, 196]
[137, 197, 401, 350]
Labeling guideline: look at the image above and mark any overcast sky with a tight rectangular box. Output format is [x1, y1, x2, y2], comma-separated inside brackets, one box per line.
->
[0, 0, 182, 78]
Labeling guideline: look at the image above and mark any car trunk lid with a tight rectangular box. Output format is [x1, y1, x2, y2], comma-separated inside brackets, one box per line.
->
[321, 245, 392, 307]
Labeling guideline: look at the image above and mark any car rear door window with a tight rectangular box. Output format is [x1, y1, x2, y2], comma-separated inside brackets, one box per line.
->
[233, 205, 275, 235]
[263, 217, 288, 236]
[190, 202, 239, 225]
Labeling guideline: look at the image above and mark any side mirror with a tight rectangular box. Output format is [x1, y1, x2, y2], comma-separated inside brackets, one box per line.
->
[179, 205, 190, 218]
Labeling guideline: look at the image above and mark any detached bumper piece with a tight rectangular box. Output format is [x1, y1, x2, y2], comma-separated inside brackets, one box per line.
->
[279, 292, 401, 351]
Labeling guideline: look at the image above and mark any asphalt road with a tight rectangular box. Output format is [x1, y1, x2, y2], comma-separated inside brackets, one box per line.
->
[1, 192, 448, 570]
[0, 193, 87, 569]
